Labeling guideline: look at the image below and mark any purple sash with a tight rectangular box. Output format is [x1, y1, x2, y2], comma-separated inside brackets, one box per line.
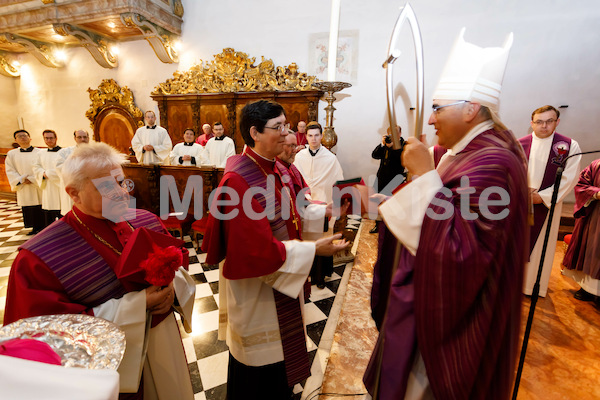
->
[226, 155, 290, 240]
[225, 153, 310, 387]
[20, 210, 165, 308]
[519, 133, 572, 254]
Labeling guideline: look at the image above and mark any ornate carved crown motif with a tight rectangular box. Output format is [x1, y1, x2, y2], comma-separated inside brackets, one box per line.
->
[86, 79, 143, 127]
[152, 48, 319, 95]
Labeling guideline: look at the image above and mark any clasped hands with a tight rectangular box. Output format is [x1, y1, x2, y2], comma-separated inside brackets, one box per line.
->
[146, 282, 175, 315]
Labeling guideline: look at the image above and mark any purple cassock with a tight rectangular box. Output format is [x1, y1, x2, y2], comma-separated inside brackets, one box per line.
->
[563, 159, 600, 279]
[365, 128, 529, 400]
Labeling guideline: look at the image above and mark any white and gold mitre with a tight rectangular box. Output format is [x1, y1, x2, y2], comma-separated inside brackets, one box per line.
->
[432, 28, 514, 112]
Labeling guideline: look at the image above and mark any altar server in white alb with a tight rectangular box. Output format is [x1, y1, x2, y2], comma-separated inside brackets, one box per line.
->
[131, 110, 173, 165]
[170, 128, 208, 166]
[55, 130, 90, 216]
[519, 105, 581, 297]
[32, 129, 63, 227]
[5, 130, 44, 235]
[204, 122, 236, 168]
[294, 121, 344, 204]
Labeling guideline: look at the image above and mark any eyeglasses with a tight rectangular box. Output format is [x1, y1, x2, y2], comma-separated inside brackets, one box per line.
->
[532, 119, 557, 126]
[264, 123, 290, 133]
[432, 100, 469, 114]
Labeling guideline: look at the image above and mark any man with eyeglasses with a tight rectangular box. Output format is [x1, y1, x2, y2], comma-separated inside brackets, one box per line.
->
[195, 123, 214, 146]
[364, 29, 528, 399]
[203, 122, 236, 168]
[519, 105, 581, 298]
[201, 100, 348, 399]
[5, 130, 44, 235]
[55, 129, 90, 216]
[294, 120, 308, 151]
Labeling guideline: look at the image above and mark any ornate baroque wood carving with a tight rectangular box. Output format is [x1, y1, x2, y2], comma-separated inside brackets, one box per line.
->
[152, 48, 319, 95]
[86, 78, 143, 127]
[86, 79, 143, 155]
[151, 48, 324, 153]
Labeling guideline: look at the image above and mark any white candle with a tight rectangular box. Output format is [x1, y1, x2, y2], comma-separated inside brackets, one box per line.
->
[327, 0, 341, 81]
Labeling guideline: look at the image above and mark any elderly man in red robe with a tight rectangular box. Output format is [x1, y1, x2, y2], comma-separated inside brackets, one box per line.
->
[202, 100, 348, 399]
[562, 159, 600, 306]
[364, 28, 529, 399]
[4, 142, 195, 400]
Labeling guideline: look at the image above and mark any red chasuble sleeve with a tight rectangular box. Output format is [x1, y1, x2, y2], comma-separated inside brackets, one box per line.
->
[202, 172, 287, 280]
[4, 249, 93, 325]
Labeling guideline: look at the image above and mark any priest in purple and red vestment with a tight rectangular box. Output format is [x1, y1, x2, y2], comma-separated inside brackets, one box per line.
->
[201, 100, 348, 399]
[4, 142, 195, 400]
[364, 28, 529, 399]
[519, 105, 581, 297]
[562, 159, 600, 302]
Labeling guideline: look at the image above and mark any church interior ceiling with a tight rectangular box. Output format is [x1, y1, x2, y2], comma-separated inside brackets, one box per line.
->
[0, 0, 183, 74]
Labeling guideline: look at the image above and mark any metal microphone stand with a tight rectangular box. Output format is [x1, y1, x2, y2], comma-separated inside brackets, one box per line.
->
[512, 150, 600, 398]
[511, 164, 563, 399]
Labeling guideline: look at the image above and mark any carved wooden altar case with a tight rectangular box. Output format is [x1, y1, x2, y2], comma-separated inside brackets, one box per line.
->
[151, 91, 322, 153]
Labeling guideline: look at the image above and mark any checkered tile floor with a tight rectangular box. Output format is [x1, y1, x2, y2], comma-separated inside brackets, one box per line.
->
[0, 199, 353, 400]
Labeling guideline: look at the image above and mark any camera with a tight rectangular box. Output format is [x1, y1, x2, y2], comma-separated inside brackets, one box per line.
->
[384, 135, 392, 144]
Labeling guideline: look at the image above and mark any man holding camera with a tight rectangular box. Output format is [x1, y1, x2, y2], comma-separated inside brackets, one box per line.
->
[370, 126, 407, 233]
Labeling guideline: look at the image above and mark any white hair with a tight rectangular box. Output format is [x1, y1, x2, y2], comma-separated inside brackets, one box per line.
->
[62, 142, 126, 190]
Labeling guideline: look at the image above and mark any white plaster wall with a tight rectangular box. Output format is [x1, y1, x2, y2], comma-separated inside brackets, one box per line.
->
[0, 74, 18, 146]
[2, 0, 600, 194]
[1, 41, 178, 148]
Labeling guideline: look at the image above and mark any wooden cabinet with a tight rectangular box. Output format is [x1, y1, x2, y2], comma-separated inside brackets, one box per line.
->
[152, 90, 322, 153]
[121, 163, 221, 218]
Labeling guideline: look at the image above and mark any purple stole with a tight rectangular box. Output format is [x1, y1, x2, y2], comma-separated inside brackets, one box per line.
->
[20, 210, 164, 308]
[519, 132, 572, 254]
[225, 154, 310, 387]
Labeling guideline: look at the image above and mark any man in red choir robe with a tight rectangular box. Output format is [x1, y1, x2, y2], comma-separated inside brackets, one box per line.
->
[195, 123, 214, 146]
[4, 142, 195, 400]
[364, 28, 529, 399]
[277, 131, 333, 236]
[294, 120, 308, 151]
[202, 100, 348, 399]
[562, 159, 600, 305]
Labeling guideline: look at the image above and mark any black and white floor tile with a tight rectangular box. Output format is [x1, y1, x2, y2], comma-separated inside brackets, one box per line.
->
[0, 199, 354, 400]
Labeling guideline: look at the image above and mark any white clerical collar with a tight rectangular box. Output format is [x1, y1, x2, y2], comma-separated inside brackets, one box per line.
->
[532, 131, 555, 142]
[446, 120, 494, 156]
[308, 145, 321, 156]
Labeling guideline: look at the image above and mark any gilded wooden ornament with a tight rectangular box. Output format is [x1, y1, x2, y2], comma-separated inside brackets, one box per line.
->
[86, 79, 143, 128]
[173, 0, 184, 18]
[0, 52, 20, 77]
[152, 48, 319, 95]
